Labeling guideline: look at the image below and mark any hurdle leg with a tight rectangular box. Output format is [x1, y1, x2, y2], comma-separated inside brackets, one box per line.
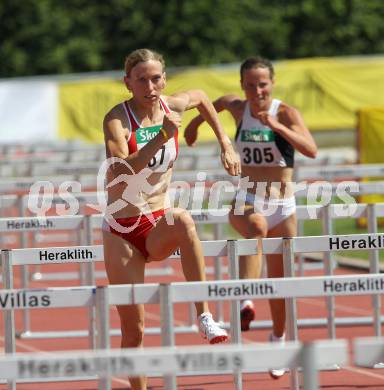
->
[2, 250, 17, 390]
[84, 215, 97, 349]
[322, 205, 336, 339]
[367, 205, 384, 369]
[96, 286, 111, 390]
[301, 342, 318, 390]
[367, 204, 382, 338]
[19, 237, 32, 337]
[214, 223, 224, 323]
[228, 240, 242, 390]
[160, 283, 177, 390]
[17, 196, 32, 337]
[297, 216, 305, 277]
[283, 238, 299, 390]
[0, 197, 4, 247]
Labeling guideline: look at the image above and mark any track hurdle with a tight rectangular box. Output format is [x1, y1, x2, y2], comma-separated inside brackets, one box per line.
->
[0, 340, 348, 390]
[7, 200, 384, 331]
[19, 192, 105, 249]
[0, 176, 76, 194]
[295, 163, 384, 181]
[162, 203, 382, 338]
[1, 240, 257, 342]
[96, 235, 382, 389]
[0, 140, 104, 161]
[2, 239, 380, 389]
[1, 244, 102, 350]
[95, 270, 382, 389]
[0, 285, 95, 390]
[0, 175, 98, 197]
[9, 231, 384, 343]
[0, 215, 90, 337]
[0, 195, 20, 246]
[187, 203, 384, 340]
[295, 203, 384, 340]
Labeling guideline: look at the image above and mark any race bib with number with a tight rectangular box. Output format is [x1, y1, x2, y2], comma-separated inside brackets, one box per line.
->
[237, 127, 285, 167]
[135, 125, 177, 172]
[235, 99, 293, 168]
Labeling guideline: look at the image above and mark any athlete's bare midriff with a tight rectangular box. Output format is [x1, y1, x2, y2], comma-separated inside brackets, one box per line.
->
[241, 165, 294, 199]
[105, 169, 172, 218]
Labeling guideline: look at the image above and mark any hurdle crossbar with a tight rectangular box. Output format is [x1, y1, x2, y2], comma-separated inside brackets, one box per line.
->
[0, 340, 347, 390]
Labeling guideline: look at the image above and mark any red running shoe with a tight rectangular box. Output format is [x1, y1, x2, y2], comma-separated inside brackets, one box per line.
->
[240, 300, 255, 331]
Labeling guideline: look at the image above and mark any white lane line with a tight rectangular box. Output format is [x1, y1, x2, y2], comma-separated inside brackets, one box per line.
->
[0, 335, 42, 353]
[299, 297, 376, 316]
[343, 365, 384, 380]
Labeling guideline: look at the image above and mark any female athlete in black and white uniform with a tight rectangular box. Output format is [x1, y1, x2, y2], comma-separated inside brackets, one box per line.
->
[185, 56, 317, 379]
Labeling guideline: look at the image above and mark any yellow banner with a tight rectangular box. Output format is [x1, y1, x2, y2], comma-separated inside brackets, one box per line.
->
[359, 106, 384, 165]
[357, 106, 384, 226]
[59, 79, 127, 143]
[59, 56, 384, 144]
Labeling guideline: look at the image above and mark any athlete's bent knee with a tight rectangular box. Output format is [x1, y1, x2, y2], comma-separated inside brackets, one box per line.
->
[173, 208, 196, 234]
[121, 324, 144, 348]
[247, 218, 268, 238]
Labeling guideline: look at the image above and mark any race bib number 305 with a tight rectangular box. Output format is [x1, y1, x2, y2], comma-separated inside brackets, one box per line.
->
[240, 128, 278, 165]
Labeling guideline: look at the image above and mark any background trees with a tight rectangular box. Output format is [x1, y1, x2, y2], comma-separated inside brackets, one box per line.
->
[1, 0, 383, 78]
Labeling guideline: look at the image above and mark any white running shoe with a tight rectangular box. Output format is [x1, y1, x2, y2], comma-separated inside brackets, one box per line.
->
[269, 333, 286, 379]
[198, 313, 228, 344]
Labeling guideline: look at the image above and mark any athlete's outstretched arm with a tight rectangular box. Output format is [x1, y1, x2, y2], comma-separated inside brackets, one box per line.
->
[256, 105, 317, 159]
[184, 94, 243, 147]
[168, 90, 241, 176]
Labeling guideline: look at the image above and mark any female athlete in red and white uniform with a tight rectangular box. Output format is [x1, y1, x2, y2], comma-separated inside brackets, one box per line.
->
[102, 48, 240, 390]
[185, 56, 317, 379]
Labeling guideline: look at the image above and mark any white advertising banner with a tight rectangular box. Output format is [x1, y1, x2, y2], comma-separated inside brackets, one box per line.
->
[0, 81, 57, 142]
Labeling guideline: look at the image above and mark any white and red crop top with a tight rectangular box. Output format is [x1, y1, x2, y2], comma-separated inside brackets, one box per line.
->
[122, 97, 179, 173]
[235, 99, 294, 168]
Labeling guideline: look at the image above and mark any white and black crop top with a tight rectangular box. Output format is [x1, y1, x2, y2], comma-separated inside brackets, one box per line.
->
[235, 99, 294, 167]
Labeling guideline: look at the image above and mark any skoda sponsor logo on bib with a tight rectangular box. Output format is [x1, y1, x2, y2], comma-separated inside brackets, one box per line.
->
[136, 126, 161, 144]
[241, 129, 275, 143]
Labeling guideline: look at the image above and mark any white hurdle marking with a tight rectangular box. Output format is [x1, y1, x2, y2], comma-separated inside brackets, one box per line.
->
[10, 245, 103, 265]
[0, 286, 95, 310]
[354, 337, 384, 368]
